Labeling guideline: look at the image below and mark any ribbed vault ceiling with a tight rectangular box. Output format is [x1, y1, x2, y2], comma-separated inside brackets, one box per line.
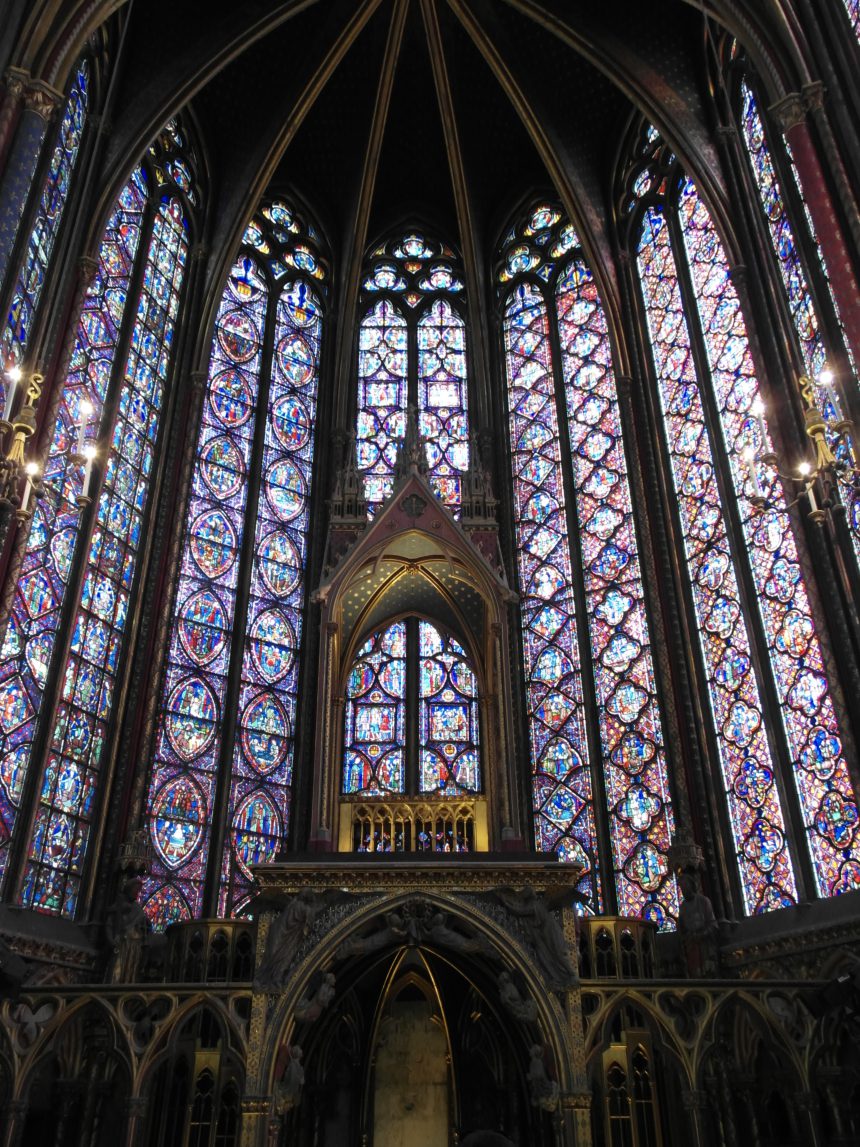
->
[83, 0, 729, 305]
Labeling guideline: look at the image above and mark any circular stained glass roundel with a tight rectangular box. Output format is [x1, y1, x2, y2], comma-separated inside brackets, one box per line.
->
[210, 368, 254, 428]
[276, 333, 314, 386]
[265, 459, 305, 522]
[200, 435, 246, 500]
[258, 530, 302, 598]
[217, 309, 261, 363]
[165, 677, 218, 762]
[190, 509, 237, 578]
[241, 691, 289, 773]
[272, 396, 311, 452]
[250, 608, 296, 683]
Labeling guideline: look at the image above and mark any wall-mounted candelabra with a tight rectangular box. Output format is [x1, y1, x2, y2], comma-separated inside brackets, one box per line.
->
[0, 364, 43, 548]
[742, 369, 858, 525]
[1, 363, 98, 551]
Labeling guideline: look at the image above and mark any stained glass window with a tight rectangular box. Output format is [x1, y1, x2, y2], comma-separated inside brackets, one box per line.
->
[418, 301, 470, 511]
[630, 128, 860, 909]
[343, 622, 406, 796]
[356, 300, 407, 512]
[499, 205, 677, 924]
[143, 203, 326, 927]
[2, 61, 89, 372]
[342, 617, 481, 800]
[737, 80, 860, 555]
[503, 280, 598, 909]
[356, 234, 469, 515]
[0, 121, 196, 915]
[419, 622, 480, 795]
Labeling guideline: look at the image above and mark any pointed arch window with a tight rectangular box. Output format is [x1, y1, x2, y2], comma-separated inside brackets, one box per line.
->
[343, 618, 481, 801]
[356, 233, 469, 515]
[725, 52, 860, 560]
[625, 127, 860, 911]
[143, 202, 327, 926]
[499, 205, 677, 925]
[2, 59, 89, 372]
[0, 119, 196, 915]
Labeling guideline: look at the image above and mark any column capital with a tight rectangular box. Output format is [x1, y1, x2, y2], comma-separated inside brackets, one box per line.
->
[770, 91, 807, 134]
[801, 81, 826, 114]
[2, 68, 29, 102]
[190, 243, 208, 264]
[22, 81, 63, 121]
[190, 369, 208, 392]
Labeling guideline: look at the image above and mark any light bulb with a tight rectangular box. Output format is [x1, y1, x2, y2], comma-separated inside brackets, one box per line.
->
[798, 462, 811, 477]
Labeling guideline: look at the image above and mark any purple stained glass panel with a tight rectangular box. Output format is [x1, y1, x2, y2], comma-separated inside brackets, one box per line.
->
[22, 195, 188, 914]
[679, 181, 859, 897]
[738, 82, 860, 557]
[556, 258, 678, 926]
[0, 169, 147, 898]
[638, 202, 799, 913]
[503, 281, 599, 908]
[220, 278, 321, 915]
[417, 300, 470, 513]
[142, 257, 267, 925]
[343, 623, 406, 798]
[357, 300, 407, 512]
[419, 622, 480, 795]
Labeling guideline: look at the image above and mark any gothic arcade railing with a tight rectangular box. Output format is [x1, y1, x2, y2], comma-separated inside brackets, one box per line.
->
[338, 796, 489, 853]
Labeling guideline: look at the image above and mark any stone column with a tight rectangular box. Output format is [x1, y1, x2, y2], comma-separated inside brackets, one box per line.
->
[0, 80, 62, 287]
[771, 87, 860, 369]
[123, 1096, 147, 1147]
[240, 1096, 273, 1147]
[0, 69, 27, 172]
[2, 1098, 28, 1147]
[680, 1089, 710, 1147]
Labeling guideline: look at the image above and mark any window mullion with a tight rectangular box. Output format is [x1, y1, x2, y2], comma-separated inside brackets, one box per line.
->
[667, 206, 818, 902]
[202, 288, 279, 917]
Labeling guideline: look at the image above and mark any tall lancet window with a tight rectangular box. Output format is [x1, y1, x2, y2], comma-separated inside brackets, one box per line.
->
[725, 47, 860, 560]
[624, 127, 859, 912]
[0, 120, 195, 916]
[499, 205, 677, 926]
[143, 202, 326, 926]
[356, 233, 469, 515]
[1, 60, 89, 373]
